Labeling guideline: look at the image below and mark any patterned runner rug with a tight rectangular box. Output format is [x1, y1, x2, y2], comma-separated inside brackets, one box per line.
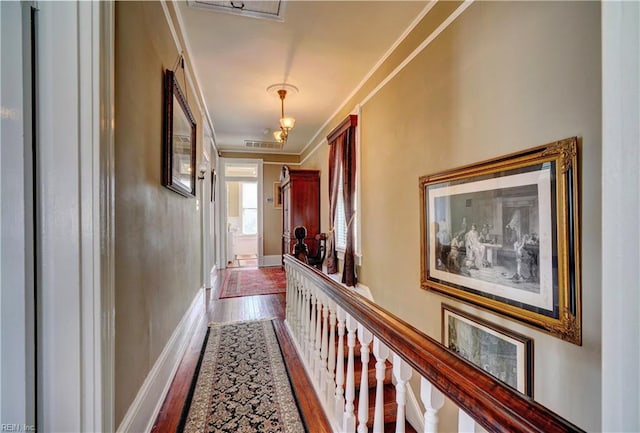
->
[219, 267, 286, 299]
[181, 320, 305, 433]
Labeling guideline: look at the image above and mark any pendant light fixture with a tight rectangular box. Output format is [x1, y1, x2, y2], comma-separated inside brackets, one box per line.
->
[267, 83, 298, 144]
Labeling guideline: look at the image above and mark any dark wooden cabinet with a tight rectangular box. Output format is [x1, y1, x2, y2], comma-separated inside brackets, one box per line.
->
[280, 166, 320, 259]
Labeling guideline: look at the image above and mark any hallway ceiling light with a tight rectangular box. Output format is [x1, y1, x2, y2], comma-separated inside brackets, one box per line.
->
[267, 83, 298, 144]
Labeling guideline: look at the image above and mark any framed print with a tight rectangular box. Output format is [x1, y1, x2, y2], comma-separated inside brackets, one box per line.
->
[420, 137, 581, 344]
[442, 304, 533, 396]
[163, 69, 197, 197]
[273, 181, 282, 209]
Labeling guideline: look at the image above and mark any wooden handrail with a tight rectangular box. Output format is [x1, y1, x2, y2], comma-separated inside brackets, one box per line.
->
[284, 255, 584, 433]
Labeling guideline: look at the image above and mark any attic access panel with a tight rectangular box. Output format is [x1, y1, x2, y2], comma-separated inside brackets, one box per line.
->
[187, 1, 286, 22]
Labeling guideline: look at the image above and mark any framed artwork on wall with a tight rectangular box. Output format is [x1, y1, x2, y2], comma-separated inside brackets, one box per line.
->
[442, 304, 533, 397]
[420, 137, 581, 344]
[162, 69, 197, 197]
[273, 181, 282, 209]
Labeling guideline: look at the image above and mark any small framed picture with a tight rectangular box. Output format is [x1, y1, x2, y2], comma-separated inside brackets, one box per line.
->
[273, 181, 282, 209]
[442, 304, 533, 397]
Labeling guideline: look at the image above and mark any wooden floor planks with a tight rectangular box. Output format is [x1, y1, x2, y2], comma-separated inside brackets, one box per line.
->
[150, 269, 331, 433]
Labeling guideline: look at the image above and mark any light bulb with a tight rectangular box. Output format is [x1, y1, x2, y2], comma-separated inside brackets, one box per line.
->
[280, 117, 296, 130]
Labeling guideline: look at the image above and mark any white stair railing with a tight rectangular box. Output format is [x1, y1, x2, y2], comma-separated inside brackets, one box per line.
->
[283, 256, 583, 433]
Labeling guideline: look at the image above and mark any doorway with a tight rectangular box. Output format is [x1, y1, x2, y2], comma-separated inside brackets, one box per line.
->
[222, 159, 263, 268]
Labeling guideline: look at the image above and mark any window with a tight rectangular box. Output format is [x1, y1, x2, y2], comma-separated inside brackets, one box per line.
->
[334, 165, 358, 253]
[241, 182, 257, 234]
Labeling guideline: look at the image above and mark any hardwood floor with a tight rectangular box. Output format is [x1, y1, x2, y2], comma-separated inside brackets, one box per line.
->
[150, 269, 332, 433]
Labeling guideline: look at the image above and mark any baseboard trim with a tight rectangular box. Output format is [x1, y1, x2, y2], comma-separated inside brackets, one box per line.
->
[116, 288, 205, 433]
[209, 264, 218, 288]
[261, 254, 282, 267]
[406, 380, 425, 432]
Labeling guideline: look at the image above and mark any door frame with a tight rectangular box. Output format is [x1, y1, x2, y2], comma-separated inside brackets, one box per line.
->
[219, 158, 264, 268]
[0, 2, 38, 427]
[34, 1, 115, 431]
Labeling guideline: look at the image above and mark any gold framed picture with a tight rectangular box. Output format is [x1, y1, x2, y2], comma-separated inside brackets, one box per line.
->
[273, 181, 282, 209]
[420, 137, 581, 344]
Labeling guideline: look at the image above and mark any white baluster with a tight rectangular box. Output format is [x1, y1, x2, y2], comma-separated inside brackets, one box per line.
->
[420, 378, 444, 433]
[392, 354, 412, 433]
[299, 277, 308, 346]
[343, 314, 358, 433]
[372, 338, 390, 433]
[295, 278, 304, 340]
[320, 295, 330, 396]
[326, 301, 337, 411]
[305, 287, 314, 363]
[287, 269, 296, 334]
[357, 325, 373, 433]
[307, 289, 318, 362]
[458, 409, 476, 433]
[334, 307, 347, 427]
[287, 267, 293, 323]
[314, 294, 323, 383]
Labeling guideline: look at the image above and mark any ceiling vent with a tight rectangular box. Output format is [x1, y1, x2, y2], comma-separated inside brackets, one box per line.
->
[244, 139, 284, 151]
[187, 1, 286, 22]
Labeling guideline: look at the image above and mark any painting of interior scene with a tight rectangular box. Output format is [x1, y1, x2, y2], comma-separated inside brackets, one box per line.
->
[446, 313, 519, 391]
[433, 184, 541, 295]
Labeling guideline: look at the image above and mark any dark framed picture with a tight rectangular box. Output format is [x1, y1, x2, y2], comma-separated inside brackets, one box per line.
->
[211, 169, 216, 202]
[442, 304, 533, 396]
[420, 137, 581, 344]
[162, 69, 196, 197]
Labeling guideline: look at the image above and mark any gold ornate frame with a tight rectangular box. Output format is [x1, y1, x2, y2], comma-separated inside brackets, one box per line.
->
[273, 181, 282, 209]
[420, 137, 581, 345]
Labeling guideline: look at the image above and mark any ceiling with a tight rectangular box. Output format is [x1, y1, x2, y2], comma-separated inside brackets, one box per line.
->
[176, 0, 429, 155]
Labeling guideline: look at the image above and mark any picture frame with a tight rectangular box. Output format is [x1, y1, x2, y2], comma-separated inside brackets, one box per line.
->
[211, 169, 217, 202]
[420, 137, 581, 344]
[273, 181, 282, 209]
[442, 304, 533, 397]
[162, 69, 197, 197]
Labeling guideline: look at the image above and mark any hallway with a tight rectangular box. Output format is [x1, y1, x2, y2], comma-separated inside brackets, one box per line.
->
[151, 269, 332, 433]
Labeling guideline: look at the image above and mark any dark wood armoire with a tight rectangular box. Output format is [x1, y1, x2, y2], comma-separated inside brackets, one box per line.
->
[280, 166, 321, 260]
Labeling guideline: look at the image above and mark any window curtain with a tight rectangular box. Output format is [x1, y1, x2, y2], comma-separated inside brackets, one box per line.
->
[326, 115, 358, 287]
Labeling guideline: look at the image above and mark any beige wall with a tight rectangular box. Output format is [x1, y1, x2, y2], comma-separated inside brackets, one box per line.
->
[114, 1, 204, 425]
[227, 182, 240, 218]
[303, 2, 601, 430]
[263, 164, 285, 256]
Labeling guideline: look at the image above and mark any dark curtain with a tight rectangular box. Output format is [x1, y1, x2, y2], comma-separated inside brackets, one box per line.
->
[326, 115, 357, 286]
[341, 126, 357, 287]
[325, 134, 343, 274]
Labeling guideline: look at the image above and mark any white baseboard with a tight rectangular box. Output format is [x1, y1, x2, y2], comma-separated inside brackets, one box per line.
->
[406, 382, 425, 432]
[261, 254, 282, 267]
[209, 265, 218, 288]
[116, 288, 205, 433]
